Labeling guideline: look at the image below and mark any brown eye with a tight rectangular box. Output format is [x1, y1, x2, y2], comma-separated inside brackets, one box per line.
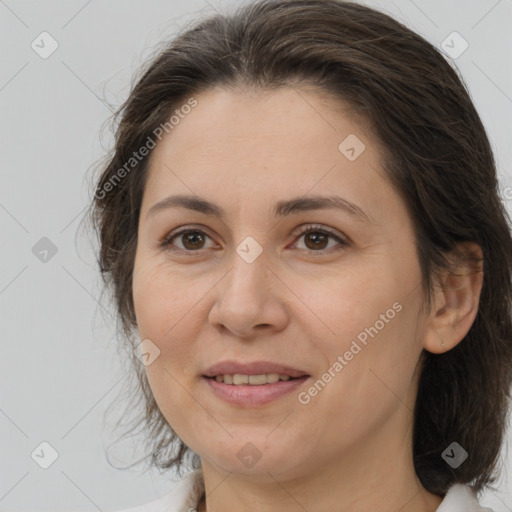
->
[161, 224, 348, 254]
[303, 231, 329, 250]
[293, 224, 348, 252]
[161, 229, 215, 251]
[181, 230, 206, 250]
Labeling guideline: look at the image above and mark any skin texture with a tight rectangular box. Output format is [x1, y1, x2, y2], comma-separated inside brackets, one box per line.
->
[132, 86, 483, 512]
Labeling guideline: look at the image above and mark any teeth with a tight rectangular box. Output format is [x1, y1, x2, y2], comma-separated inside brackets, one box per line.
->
[248, 374, 266, 385]
[213, 373, 296, 385]
[233, 374, 249, 385]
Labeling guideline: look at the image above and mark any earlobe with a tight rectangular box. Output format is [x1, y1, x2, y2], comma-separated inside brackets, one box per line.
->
[423, 242, 484, 354]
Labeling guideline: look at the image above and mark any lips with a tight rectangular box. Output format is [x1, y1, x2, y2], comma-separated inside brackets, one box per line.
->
[203, 360, 309, 379]
[204, 368, 310, 405]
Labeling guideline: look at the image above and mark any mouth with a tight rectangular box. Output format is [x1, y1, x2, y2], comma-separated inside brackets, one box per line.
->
[203, 360, 309, 379]
[205, 373, 301, 385]
[202, 361, 310, 405]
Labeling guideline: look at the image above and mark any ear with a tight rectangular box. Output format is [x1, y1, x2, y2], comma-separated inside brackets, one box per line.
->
[423, 242, 484, 354]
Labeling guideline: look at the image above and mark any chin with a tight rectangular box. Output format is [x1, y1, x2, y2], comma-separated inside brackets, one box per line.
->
[201, 439, 309, 480]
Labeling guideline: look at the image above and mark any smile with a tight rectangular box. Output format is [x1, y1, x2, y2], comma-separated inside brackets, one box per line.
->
[203, 375, 310, 405]
[210, 373, 295, 385]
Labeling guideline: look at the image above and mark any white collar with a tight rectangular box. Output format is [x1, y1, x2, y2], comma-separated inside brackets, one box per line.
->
[436, 483, 494, 512]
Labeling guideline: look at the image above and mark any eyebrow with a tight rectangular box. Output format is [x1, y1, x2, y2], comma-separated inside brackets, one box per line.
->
[145, 194, 375, 224]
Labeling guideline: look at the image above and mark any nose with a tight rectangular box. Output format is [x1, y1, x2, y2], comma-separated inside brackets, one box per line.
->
[208, 253, 289, 338]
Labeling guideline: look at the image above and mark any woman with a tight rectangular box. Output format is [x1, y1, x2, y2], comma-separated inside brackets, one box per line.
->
[88, 0, 512, 510]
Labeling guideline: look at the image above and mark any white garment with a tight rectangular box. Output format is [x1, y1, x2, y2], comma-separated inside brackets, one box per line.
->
[116, 469, 494, 512]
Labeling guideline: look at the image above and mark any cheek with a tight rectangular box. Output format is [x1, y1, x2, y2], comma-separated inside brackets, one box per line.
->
[132, 259, 215, 404]
[334, 295, 422, 398]
[133, 267, 206, 436]
[296, 262, 403, 350]
[133, 260, 202, 341]
[298, 303, 422, 451]
[305, 255, 423, 394]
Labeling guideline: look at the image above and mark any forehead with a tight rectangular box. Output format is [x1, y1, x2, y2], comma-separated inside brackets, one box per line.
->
[151, 84, 371, 154]
[145, 86, 379, 180]
[141, 85, 400, 224]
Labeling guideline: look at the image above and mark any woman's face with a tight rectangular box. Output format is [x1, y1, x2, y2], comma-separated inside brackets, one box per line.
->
[132, 86, 431, 479]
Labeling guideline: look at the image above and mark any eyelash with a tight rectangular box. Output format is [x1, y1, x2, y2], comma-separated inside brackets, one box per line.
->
[160, 223, 349, 254]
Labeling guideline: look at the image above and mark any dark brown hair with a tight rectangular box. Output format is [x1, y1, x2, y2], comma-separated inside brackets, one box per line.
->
[86, 0, 512, 497]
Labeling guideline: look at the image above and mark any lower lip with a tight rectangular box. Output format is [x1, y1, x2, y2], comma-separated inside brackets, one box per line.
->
[203, 376, 310, 405]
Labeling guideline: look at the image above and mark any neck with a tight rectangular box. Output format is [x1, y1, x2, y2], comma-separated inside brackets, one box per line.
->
[197, 407, 443, 512]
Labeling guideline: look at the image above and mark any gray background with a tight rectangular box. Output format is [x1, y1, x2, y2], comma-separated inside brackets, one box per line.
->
[1, 0, 511, 510]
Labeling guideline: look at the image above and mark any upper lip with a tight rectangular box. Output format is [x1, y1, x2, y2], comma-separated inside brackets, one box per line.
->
[203, 360, 309, 378]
